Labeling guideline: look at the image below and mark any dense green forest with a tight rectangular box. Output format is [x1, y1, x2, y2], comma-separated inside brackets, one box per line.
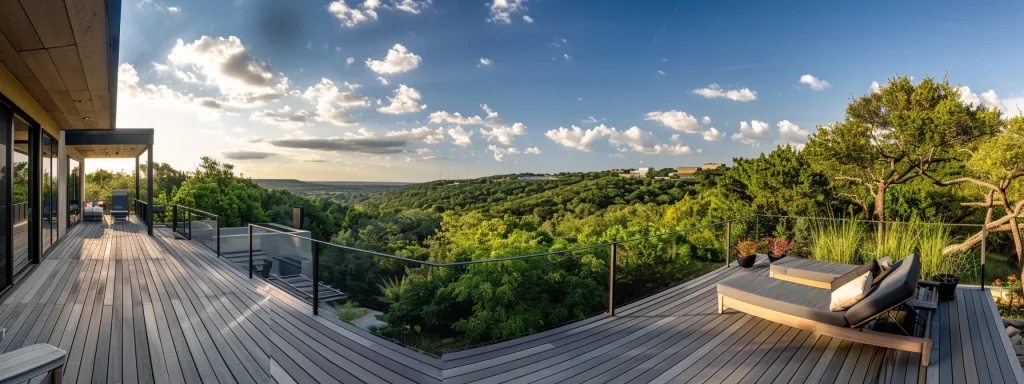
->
[84, 76, 1024, 355]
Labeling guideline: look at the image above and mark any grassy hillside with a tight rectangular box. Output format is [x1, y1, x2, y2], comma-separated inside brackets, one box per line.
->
[254, 179, 411, 203]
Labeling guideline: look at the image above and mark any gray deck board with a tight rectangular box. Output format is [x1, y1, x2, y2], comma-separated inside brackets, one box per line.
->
[0, 219, 1018, 383]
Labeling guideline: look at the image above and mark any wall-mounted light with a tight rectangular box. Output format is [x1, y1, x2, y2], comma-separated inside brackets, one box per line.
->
[83, 117, 92, 121]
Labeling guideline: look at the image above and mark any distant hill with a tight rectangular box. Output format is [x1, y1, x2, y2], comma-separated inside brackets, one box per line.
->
[253, 179, 414, 203]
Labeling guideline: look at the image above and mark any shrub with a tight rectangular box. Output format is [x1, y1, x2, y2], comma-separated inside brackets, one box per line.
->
[736, 240, 758, 257]
[995, 274, 1024, 319]
[337, 301, 368, 323]
[808, 218, 865, 265]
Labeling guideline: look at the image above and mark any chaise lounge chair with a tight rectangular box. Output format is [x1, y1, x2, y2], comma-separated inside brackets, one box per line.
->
[717, 254, 933, 366]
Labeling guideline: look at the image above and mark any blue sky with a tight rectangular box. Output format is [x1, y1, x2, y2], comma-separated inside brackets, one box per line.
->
[107, 0, 1024, 181]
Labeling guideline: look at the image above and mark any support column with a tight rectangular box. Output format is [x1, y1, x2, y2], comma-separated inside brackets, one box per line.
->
[147, 147, 153, 235]
[57, 132, 67, 238]
[135, 155, 140, 204]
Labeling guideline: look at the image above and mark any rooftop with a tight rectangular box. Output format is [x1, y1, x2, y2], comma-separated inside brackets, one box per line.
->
[1, 216, 1019, 383]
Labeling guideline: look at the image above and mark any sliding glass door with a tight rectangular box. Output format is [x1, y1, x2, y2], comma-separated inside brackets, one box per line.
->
[0, 104, 8, 289]
[12, 114, 30, 277]
[41, 132, 56, 253]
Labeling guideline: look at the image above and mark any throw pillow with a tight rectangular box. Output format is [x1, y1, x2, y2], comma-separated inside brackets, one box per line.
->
[830, 271, 873, 312]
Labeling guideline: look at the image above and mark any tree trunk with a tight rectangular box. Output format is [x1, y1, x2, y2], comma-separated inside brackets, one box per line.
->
[874, 182, 887, 250]
[1010, 216, 1024, 278]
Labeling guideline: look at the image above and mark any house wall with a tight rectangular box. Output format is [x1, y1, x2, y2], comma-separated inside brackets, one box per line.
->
[0, 60, 61, 138]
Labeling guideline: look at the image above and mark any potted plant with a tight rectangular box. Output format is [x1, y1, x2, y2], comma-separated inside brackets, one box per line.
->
[933, 273, 961, 301]
[736, 240, 758, 268]
[766, 238, 794, 263]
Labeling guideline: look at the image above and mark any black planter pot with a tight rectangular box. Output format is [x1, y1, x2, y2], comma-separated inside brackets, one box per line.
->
[767, 254, 785, 264]
[934, 274, 960, 301]
[737, 254, 757, 268]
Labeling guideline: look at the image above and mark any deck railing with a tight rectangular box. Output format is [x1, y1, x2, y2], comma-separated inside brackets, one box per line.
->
[172, 205, 220, 256]
[239, 214, 995, 356]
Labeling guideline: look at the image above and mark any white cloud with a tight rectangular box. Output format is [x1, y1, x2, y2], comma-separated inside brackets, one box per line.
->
[544, 124, 691, 154]
[869, 81, 881, 94]
[416, 148, 432, 155]
[776, 120, 810, 149]
[692, 84, 757, 101]
[346, 57, 355, 66]
[702, 127, 724, 142]
[956, 86, 1003, 111]
[522, 15, 534, 23]
[377, 84, 427, 114]
[328, 0, 379, 27]
[377, 76, 389, 85]
[479, 58, 493, 66]
[302, 78, 369, 126]
[167, 36, 290, 106]
[487, 145, 520, 161]
[701, 116, 712, 125]
[656, 70, 666, 76]
[488, 0, 527, 24]
[525, 147, 541, 154]
[1003, 97, 1024, 116]
[383, 126, 445, 144]
[117, 63, 223, 113]
[393, 0, 432, 14]
[644, 110, 702, 133]
[167, 6, 180, 13]
[447, 126, 474, 146]
[799, 74, 830, 90]
[582, 116, 598, 123]
[545, 125, 616, 151]
[731, 120, 771, 146]
[251, 106, 313, 129]
[563, 54, 572, 61]
[366, 44, 421, 74]
[429, 104, 527, 145]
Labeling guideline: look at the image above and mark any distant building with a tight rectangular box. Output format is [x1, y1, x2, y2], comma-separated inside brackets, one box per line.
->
[629, 167, 654, 178]
[702, 163, 724, 170]
[675, 167, 699, 175]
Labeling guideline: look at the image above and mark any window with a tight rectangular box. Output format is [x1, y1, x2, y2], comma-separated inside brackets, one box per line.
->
[68, 157, 80, 228]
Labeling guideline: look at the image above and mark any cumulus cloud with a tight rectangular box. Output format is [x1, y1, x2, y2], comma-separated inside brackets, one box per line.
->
[222, 150, 276, 160]
[393, 0, 432, 14]
[525, 147, 541, 154]
[488, 0, 527, 24]
[377, 76, 390, 85]
[377, 85, 427, 114]
[487, 145, 519, 161]
[366, 44, 421, 75]
[328, 0, 379, 27]
[956, 86, 1003, 111]
[346, 57, 355, 66]
[731, 120, 771, 146]
[479, 58, 493, 66]
[644, 110, 702, 133]
[776, 120, 810, 149]
[799, 74, 830, 90]
[118, 63, 223, 112]
[582, 116, 599, 123]
[522, 15, 534, 23]
[447, 126, 474, 146]
[545, 125, 691, 154]
[692, 84, 757, 102]
[167, 36, 289, 106]
[302, 78, 369, 126]
[251, 106, 313, 129]
[429, 104, 527, 145]
[701, 116, 712, 125]
[702, 127, 724, 142]
[869, 81, 881, 94]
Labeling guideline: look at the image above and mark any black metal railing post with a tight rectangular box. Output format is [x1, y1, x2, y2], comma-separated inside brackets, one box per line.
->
[216, 215, 221, 257]
[248, 225, 254, 279]
[725, 220, 731, 266]
[187, 210, 192, 240]
[172, 205, 177, 233]
[608, 242, 616, 316]
[313, 243, 320, 315]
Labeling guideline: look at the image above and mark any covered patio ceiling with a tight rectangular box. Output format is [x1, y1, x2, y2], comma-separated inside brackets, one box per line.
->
[0, 0, 121, 129]
[65, 128, 152, 158]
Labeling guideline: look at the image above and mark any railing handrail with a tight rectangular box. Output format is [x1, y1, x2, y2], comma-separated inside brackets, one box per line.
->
[174, 204, 218, 218]
[247, 215, 754, 267]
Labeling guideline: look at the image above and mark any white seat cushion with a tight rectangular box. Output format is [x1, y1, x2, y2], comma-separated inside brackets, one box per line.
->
[830, 271, 873, 312]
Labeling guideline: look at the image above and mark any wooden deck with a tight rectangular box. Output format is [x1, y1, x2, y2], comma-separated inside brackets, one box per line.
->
[0, 217, 1019, 383]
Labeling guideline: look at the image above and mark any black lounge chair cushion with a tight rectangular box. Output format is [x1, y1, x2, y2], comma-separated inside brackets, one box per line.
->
[845, 254, 920, 326]
[830, 260, 881, 291]
[770, 257, 859, 284]
[718, 274, 849, 327]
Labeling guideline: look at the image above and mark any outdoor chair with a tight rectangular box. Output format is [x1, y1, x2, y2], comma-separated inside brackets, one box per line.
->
[716, 253, 933, 366]
[0, 343, 66, 383]
[111, 190, 129, 220]
[769, 256, 885, 289]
